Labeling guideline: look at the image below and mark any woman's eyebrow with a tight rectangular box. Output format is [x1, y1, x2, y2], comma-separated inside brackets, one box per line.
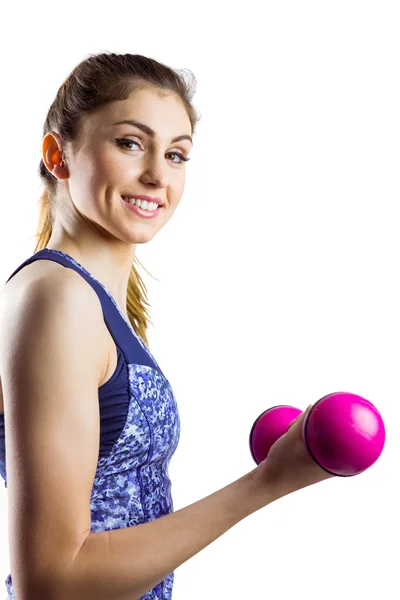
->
[112, 119, 193, 145]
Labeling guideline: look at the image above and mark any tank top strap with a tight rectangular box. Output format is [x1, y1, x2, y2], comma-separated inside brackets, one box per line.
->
[4, 248, 157, 369]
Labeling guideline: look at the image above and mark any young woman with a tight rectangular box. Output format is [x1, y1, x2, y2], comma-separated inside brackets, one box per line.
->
[0, 51, 333, 600]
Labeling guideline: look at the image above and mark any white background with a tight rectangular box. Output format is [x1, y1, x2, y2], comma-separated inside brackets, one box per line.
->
[0, 1, 399, 599]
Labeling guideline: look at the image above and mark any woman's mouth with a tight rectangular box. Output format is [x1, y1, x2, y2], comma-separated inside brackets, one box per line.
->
[121, 196, 161, 219]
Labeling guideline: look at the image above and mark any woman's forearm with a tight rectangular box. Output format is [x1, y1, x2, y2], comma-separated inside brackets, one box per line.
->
[58, 465, 282, 600]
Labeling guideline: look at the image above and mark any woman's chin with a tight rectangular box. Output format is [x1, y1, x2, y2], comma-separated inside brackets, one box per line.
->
[127, 229, 159, 244]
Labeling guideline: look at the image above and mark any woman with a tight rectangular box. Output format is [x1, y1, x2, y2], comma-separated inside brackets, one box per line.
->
[0, 52, 333, 600]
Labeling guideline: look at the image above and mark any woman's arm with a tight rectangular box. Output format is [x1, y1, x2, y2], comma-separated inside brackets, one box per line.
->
[66, 464, 280, 600]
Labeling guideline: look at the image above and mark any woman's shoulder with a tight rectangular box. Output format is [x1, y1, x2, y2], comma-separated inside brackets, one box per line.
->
[3, 256, 69, 296]
[0, 256, 106, 350]
[0, 257, 111, 411]
[1, 257, 103, 311]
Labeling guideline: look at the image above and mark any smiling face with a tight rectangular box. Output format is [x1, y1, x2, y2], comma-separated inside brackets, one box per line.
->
[44, 86, 193, 246]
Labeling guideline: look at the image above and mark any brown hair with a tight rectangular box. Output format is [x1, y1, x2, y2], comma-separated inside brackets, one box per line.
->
[35, 51, 201, 348]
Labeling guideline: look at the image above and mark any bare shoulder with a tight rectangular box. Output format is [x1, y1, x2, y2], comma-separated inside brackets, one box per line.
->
[0, 258, 110, 400]
[2, 256, 85, 297]
[0, 258, 105, 336]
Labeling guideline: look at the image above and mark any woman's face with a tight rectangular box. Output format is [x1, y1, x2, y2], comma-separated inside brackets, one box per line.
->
[45, 86, 193, 245]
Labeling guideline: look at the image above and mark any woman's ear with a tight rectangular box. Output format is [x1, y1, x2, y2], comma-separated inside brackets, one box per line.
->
[42, 131, 68, 179]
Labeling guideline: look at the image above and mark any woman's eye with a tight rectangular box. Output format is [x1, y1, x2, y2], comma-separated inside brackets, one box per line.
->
[115, 138, 190, 164]
[116, 138, 141, 151]
[166, 152, 190, 164]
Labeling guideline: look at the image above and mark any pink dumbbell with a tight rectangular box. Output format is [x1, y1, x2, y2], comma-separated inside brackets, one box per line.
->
[249, 392, 386, 476]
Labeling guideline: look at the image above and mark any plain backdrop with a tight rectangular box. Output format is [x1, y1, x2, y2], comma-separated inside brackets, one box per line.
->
[0, 1, 399, 599]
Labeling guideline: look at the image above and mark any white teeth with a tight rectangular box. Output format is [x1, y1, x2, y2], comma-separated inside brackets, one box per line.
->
[123, 197, 158, 211]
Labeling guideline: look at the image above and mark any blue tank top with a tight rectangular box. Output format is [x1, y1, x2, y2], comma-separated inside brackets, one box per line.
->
[0, 248, 181, 600]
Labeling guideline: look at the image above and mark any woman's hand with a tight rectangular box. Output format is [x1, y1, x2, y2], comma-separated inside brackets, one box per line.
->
[257, 405, 335, 497]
